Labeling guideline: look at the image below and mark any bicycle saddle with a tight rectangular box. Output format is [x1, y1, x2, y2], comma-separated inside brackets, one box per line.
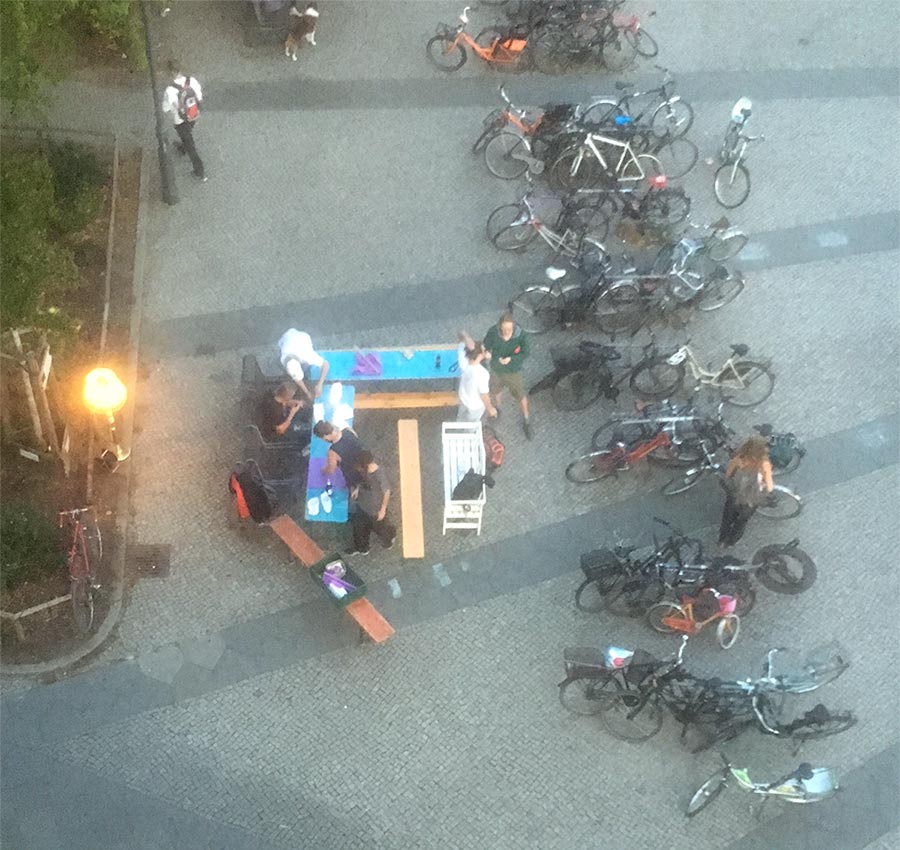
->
[545, 266, 567, 281]
[730, 343, 749, 357]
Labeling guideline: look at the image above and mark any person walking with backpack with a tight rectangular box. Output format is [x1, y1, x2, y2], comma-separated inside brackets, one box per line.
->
[162, 61, 206, 181]
[483, 313, 532, 440]
[718, 436, 774, 548]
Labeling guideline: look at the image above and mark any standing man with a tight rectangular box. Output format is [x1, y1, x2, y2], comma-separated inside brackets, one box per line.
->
[456, 331, 496, 422]
[278, 328, 330, 402]
[484, 312, 532, 439]
[162, 61, 206, 182]
[348, 451, 396, 555]
[314, 420, 364, 488]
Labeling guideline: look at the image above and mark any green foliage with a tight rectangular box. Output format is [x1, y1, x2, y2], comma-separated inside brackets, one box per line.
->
[0, 501, 65, 594]
[46, 140, 106, 234]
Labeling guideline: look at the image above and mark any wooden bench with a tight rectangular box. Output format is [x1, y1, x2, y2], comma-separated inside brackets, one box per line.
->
[269, 515, 395, 643]
[397, 419, 425, 558]
[354, 391, 457, 410]
[442, 422, 487, 535]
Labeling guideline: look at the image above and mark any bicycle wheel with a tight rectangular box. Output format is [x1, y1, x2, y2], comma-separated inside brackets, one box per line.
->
[716, 615, 740, 649]
[591, 281, 642, 336]
[686, 773, 727, 816]
[575, 574, 617, 612]
[509, 287, 562, 333]
[753, 545, 816, 594]
[552, 368, 607, 411]
[625, 26, 658, 58]
[599, 27, 637, 71]
[714, 162, 751, 208]
[426, 35, 467, 72]
[661, 467, 707, 496]
[650, 99, 694, 139]
[600, 690, 664, 741]
[790, 710, 857, 742]
[604, 574, 664, 617]
[550, 146, 598, 191]
[472, 110, 503, 154]
[591, 420, 630, 452]
[773, 448, 804, 476]
[646, 602, 683, 634]
[70, 575, 95, 633]
[720, 360, 774, 407]
[568, 204, 610, 246]
[706, 229, 749, 263]
[565, 449, 621, 483]
[86, 520, 103, 565]
[643, 190, 691, 230]
[630, 356, 684, 400]
[713, 577, 756, 617]
[653, 138, 699, 179]
[695, 269, 744, 312]
[559, 674, 619, 716]
[484, 132, 530, 180]
[580, 98, 624, 128]
[619, 154, 662, 184]
[532, 29, 569, 74]
[486, 203, 536, 250]
[756, 486, 803, 520]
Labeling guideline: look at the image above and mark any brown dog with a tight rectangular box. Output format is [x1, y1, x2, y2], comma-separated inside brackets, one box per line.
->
[284, 3, 319, 61]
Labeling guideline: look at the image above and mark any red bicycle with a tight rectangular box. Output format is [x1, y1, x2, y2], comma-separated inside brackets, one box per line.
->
[565, 426, 672, 483]
[59, 507, 103, 633]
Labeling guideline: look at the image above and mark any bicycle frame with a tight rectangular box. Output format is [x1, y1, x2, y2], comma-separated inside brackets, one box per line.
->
[449, 25, 526, 66]
[669, 346, 744, 386]
[59, 509, 92, 579]
[660, 593, 735, 637]
[515, 196, 591, 257]
[608, 428, 671, 467]
[575, 133, 649, 182]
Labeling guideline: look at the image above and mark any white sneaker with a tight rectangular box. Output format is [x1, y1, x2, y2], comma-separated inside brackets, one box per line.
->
[306, 497, 320, 517]
[319, 491, 332, 514]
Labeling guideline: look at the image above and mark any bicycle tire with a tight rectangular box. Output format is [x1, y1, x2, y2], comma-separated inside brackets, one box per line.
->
[532, 29, 568, 74]
[591, 419, 632, 452]
[720, 360, 775, 408]
[604, 574, 664, 617]
[568, 204, 610, 247]
[425, 35, 467, 72]
[706, 229, 749, 263]
[70, 575, 95, 633]
[753, 545, 816, 594]
[620, 153, 662, 184]
[714, 162, 751, 208]
[484, 132, 531, 180]
[580, 98, 626, 128]
[694, 269, 744, 312]
[559, 674, 619, 716]
[472, 109, 504, 154]
[630, 356, 684, 400]
[661, 467, 707, 496]
[716, 614, 740, 649]
[646, 602, 683, 634]
[599, 689, 664, 741]
[712, 577, 756, 617]
[789, 710, 857, 742]
[552, 368, 608, 411]
[686, 773, 727, 816]
[509, 287, 562, 333]
[625, 26, 658, 58]
[593, 281, 643, 336]
[773, 448, 804, 476]
[654, 137, 699, 180]
[650, 99, 694, 139]
[550, 146, 597, 191]
[575, 574, 617, 612]
[486, 203, 536, 250]
[565, 449, 621, 483]
[599, 26, 637, 71]
[643, 190, 691, 230]
[757, 486, 803, 520]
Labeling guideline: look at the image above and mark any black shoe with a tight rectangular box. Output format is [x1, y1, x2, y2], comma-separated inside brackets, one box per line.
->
[523, 420, 533, 441]
[193, 172, 208, 182]
[383, 536, 396, 551]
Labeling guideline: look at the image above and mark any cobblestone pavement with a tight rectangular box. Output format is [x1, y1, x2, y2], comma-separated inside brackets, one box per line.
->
[2, 1, 899, 848]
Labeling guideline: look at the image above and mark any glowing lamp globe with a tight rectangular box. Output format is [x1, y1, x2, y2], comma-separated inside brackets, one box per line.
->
[83, 368, 128, 415]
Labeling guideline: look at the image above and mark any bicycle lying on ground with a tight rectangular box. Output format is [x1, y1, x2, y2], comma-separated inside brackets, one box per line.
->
[714, 96, 765, 208]
[59, 507, 103, 633]
[687, 755, 838, 816]
[646, 587, 741, 649]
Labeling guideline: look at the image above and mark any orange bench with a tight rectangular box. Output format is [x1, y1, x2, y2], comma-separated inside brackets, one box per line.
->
[269, 515, 395, 643]
[397, 419, 425, 558]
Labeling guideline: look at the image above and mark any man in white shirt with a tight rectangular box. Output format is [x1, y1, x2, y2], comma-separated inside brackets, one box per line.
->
[456, 331, 497, 422]
[161, 61, 206, 181]
[278, 328, 330, 402]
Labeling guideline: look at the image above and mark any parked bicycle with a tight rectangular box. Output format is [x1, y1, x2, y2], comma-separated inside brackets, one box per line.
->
[647, 587, 741, 649]
[426, 6, 531, 72]
[714, 96, 765, 208]
[59, 507, 103, 633]
[687, 755, 838, 817]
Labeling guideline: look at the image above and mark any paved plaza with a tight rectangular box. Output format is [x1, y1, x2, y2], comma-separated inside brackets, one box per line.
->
[2, 2, 899, 848]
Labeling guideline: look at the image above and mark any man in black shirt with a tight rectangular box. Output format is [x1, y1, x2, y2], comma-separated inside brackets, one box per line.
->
[258, 383, 305, 442]
[314, 420, 365, 488]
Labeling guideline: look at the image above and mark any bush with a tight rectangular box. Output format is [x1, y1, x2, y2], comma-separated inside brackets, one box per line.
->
[0, 501, 65, 594]
[46, 140, 107, 235]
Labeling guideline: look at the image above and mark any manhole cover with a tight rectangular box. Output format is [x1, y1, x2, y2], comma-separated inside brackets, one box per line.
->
[129, 544, 171, 578]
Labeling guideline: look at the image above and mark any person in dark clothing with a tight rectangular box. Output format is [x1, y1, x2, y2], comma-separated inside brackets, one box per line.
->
[347, 450, 395, 555]
[314, 420, 364, 487]
[258, 383, 304, 442]
[483, 313, 532, 439]
[719, 436, 774, 548]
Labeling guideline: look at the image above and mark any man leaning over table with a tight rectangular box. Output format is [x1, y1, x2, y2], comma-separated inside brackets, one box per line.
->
[278, 328, 330, 403]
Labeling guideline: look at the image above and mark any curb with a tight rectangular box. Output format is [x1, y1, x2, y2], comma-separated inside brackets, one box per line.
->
[3, 144, 151, 678]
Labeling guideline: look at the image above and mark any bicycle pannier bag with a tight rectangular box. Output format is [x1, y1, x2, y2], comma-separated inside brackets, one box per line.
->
[230, 461, 278, 523]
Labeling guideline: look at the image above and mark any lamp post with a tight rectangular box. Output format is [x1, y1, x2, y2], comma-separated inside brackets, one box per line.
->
[83, 368, 130, 462]
[138, 0, 178, 205]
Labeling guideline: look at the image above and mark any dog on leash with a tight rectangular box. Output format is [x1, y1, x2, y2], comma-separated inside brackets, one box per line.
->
[284, 3, 319, 61]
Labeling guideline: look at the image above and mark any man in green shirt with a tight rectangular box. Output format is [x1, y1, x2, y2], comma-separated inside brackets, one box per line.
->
[483, 312, 532, 440]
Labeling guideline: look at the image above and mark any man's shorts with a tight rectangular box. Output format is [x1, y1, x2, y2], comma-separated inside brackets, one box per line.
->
[490, 370, 525, 401]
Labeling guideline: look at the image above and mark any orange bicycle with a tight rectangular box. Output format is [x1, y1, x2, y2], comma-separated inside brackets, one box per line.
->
[646, 588, 741, 649]
[427, 6, 531, 72]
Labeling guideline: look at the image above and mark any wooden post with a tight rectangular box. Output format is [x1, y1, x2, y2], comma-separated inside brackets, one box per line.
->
[26, 349, 59, 454]
[10, 330, 44, 447]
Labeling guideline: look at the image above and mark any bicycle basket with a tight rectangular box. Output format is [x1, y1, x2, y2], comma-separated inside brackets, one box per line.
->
[580, 548, 619, 579]
[623, 649, 659, 686]
[768, 433, 798, 468]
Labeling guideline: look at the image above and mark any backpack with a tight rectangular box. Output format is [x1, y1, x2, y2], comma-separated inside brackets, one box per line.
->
[174, 78, 200, 122]
[483, 425, 505, 473]
[452, 468, 494, 501]
[727, 467, 767, 508]
[229, 461, 279, 523]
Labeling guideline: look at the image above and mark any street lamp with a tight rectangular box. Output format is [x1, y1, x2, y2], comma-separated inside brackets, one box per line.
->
[83, 368, 130, 462]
